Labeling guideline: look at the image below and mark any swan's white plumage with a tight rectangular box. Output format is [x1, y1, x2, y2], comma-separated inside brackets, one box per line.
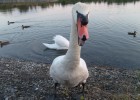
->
[72, 2, 90, 25]
[49, 2, 89, 87]
[43, 35, 69, 50]
[50, 55, 88, 87]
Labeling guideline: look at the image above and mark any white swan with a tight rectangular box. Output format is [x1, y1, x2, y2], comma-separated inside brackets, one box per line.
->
[43, 35, 69, 50]
[50, 2, 90, 92]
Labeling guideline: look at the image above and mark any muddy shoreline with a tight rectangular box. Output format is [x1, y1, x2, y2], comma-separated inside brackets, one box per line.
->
[0, 58, 140, 100]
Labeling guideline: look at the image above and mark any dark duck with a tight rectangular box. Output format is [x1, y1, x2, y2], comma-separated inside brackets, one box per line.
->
[22, 25, 31, 30]
[0, 40, 10, 47]
[128, 31, 137, 37]
[8, 21, 15, 25]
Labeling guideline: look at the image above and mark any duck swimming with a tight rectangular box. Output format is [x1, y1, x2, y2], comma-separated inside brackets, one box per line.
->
[8, 21, 15, 25]
[128, 31, 137, 37]
[0, 40, 10, 47]
[22, 25, 31, 30]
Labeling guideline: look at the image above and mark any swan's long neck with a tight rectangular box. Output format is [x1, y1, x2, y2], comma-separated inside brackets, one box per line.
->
[65, 18, 81, 65]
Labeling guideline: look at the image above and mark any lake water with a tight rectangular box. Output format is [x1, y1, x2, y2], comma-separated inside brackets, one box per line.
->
[0, 1, 140, 69]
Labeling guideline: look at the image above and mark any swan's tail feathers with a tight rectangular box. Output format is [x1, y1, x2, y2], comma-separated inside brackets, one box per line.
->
[43, 35, 69, 50]
[42, 43, 58, 49]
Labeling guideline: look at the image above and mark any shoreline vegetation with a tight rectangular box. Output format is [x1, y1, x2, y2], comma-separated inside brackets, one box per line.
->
[0, 0, 139, 4]
[0, 0, 139, 13]
[0, 0, 139, 5]
[58, 0, 139, 4]
[0, 58, 140, 99]
[0, 2, 56, 12]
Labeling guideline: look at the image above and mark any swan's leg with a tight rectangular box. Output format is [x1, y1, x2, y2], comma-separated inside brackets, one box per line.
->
[53, 83, 59, 100]
[82, 83, 85, 93]
[54, 83, 59, 93]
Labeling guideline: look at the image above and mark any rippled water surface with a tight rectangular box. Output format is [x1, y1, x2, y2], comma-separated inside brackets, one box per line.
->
[0, 2, 140, 69]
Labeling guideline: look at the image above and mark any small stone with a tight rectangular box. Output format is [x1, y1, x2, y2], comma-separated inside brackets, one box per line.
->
[5, 97, 8, 100]
[5, 64, 9, 67]
[137, 81, 140, 85]
[35, 88, 39, 90]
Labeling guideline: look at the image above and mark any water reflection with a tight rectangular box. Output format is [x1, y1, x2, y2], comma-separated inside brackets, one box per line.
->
[0, 2, 55, 13]
[0, 0, 140, 13]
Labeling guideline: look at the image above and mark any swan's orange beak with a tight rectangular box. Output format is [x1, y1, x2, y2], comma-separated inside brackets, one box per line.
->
[77, 18, 89, 46]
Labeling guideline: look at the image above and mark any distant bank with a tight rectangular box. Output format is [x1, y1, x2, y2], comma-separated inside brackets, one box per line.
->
[0, 0, 58, 3]
[0, 0, 139, 4]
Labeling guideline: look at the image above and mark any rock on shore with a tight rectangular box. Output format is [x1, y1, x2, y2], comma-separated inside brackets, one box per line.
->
[0, 58, 140, 100]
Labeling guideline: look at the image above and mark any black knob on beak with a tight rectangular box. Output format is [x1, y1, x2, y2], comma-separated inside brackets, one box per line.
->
[82, 35, 87, 41]
[81, 18, 88, 25]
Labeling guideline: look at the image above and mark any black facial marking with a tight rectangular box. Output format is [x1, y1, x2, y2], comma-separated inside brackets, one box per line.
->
[76, 11, 88, 25]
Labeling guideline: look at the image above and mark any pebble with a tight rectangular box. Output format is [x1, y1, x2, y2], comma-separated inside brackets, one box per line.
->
[0, 58, 139, 100]
[5, 64, 9, 67]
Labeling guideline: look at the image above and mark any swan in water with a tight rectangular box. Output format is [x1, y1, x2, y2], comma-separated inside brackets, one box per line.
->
[43, 35, 69, 50]
[50, 2, 90, 93]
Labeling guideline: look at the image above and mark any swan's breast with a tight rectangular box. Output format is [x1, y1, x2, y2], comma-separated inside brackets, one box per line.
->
[50, 56, 89, 87]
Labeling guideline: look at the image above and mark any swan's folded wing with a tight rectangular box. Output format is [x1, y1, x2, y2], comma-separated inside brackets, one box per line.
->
[53, 35, 69, 48]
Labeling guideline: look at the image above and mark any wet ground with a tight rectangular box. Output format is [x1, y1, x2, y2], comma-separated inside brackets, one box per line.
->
[0, 58, 140, 100]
